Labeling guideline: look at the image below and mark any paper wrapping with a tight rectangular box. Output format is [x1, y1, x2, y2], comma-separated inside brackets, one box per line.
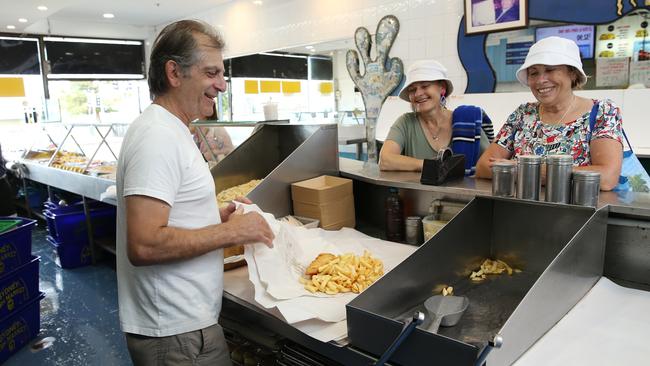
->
[238, 203, 416, 341]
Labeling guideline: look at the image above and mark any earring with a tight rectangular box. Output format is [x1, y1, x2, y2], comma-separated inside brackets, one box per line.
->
[440, 94, 447, 108]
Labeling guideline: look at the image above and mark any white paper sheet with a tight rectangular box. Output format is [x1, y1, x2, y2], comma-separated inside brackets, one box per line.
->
[238, 203, 416, 341]
[515, 277, 650, 366]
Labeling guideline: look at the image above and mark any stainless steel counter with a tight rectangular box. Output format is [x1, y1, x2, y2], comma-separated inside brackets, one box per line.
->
[339, 157, 650, 218]
[21, 161, 115, 204]
[339, 157, 493, 195]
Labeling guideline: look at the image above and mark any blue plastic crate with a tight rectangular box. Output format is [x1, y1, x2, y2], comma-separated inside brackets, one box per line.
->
[0, 292, 45, 364]
[46, 236, 92, 269]
[0, 257, 39, 319]
[0, 218, 37, 277]
[45, 207, 116, 245]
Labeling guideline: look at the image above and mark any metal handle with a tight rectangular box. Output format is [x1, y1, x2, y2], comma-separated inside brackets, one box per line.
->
[373, 312, 425, 366]
[474, 334, 504, 366]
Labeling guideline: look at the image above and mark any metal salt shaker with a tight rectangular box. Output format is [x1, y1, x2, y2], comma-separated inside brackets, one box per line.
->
[405, 216, 423, 245]
[492, 161, 517, 197]
[545, 154, 573, 203]
[517, 155, 543, 200]
[571, 171, 600, 207]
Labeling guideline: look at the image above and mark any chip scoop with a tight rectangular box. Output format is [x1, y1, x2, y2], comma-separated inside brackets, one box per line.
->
[423, 295, 469, 333]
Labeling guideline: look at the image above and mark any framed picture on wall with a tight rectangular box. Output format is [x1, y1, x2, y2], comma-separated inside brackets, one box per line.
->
[465, 0, 528, 34]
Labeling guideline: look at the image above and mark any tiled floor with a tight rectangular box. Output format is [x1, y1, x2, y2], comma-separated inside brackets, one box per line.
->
[5, 225, 132, 365]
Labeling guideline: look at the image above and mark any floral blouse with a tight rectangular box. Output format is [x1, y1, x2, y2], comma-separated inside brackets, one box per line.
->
[494, 99, 623, 166]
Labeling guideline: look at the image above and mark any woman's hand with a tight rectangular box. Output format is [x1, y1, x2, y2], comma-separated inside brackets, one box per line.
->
[475, 143, 513, 178]
[378, 140, 425, 172]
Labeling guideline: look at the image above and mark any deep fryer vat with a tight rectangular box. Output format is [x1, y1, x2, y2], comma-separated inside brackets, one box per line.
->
[346, 196, 607, 365]
[211, 123, 339, 217]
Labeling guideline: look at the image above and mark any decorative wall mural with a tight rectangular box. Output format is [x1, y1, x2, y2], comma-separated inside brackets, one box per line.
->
[458, 0, 650, 93]
[346, 15, 404, 163]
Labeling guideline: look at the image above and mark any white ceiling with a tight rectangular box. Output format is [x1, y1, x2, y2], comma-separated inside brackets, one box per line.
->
[0, 0, 232, 33]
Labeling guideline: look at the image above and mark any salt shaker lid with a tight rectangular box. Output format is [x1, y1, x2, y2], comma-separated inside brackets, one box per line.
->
[518, 155, 543, 164]
[546, 154, 573, 165]
[492, 160, 517, 172]
[573, 170, 601, 180]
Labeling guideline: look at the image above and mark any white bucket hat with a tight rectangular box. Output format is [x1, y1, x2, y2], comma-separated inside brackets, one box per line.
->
[398, 60, 454, 102]
[516, 36, 588, 87]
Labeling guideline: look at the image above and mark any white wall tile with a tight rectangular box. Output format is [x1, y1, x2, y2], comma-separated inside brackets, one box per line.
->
[408, 38, 426, 60]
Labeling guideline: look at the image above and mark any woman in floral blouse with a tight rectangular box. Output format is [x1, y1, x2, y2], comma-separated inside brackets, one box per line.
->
[476, 36, 623, 190]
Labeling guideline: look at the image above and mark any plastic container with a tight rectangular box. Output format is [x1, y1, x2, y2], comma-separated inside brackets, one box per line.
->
[45, 207, 116, 244]
[0, 257, 39, 319]
[0, 217, 37, 277]
[42, 201, 86, 238]
[21, 187, 46, 209]
[385, 188, 404, 242]
[46, 235, 92, 269]
[422, 216, 448, 242]
[0, 292, 45, 364]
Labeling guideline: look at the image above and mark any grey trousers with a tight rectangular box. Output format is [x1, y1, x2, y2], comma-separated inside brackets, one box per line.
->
[125, 323, 233, 366]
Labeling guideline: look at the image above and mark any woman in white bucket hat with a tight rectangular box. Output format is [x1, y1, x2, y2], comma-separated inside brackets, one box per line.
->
[380, 59, 494, 174]
[476, 36, 624, 190]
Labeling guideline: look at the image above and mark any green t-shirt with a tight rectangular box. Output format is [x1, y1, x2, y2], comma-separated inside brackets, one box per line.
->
[386, 112, 445, 159]
[386, 112, 489, 159]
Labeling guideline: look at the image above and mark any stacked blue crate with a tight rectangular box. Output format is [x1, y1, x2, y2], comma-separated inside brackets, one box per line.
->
[42, 200, 116, 269]
[0, 217, 44, 364]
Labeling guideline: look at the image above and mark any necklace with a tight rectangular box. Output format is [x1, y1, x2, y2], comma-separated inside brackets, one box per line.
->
[542, 95, 576, 125]
[418, 115, 440, 140]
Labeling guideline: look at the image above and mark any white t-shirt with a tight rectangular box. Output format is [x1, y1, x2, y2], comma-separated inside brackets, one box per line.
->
[116, 104, 223, 337]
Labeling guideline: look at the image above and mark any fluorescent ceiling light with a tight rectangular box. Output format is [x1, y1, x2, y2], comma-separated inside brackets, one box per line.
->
[253, 0, 263, 5]
[18, 18, 28, 23]
[258, 52, 307, 59]
[6, 25, 16, 30]
[47, 74, 145, 80]
[37, 5, 48, 11]
[44, 36, 142, 45]
[103, 13, 115, 19]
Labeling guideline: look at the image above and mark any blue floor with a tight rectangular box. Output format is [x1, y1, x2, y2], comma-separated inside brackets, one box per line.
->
[5, 225, 132, 365]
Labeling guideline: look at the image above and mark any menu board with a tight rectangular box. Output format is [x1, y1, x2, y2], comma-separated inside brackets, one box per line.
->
[536, 24, 594, 59]
[595, 15, 649, 61]
[596, 57, 630, 87]
[629, 60, 650, 87]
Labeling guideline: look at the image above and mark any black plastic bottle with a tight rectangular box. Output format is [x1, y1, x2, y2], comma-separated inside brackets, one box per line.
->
[385, 187, 404, 241]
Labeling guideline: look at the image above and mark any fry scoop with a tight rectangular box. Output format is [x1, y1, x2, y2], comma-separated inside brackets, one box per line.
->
[423, 295, 469, 333]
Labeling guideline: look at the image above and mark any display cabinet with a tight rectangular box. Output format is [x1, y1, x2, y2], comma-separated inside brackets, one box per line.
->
[21, 122, 127, 179]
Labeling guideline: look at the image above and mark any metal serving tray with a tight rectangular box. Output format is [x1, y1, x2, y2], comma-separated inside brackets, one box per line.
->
[346, 196, 608, 365]
[211, 123, 339, 217]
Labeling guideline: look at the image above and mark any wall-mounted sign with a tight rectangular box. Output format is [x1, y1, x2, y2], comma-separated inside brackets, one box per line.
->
[595, 14, 649, 61]
[629, 60, 650, 86]
[596, 57, 630, 87]
[536, 24, 595, 58]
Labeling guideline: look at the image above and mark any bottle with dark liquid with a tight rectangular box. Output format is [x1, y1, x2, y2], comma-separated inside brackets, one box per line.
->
[385, 187, 404, 242]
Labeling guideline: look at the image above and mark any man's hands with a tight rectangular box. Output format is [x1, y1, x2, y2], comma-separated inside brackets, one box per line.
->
[219, 196, 274, 248]
[219, 196, 252, 222]
[223, 211, 274, 248]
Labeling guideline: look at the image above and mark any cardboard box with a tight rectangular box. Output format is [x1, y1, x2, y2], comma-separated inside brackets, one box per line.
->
[291, 175, 355, 230]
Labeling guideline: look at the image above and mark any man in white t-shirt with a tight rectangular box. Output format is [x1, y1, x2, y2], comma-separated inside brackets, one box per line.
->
[116, 20, 274, 365]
